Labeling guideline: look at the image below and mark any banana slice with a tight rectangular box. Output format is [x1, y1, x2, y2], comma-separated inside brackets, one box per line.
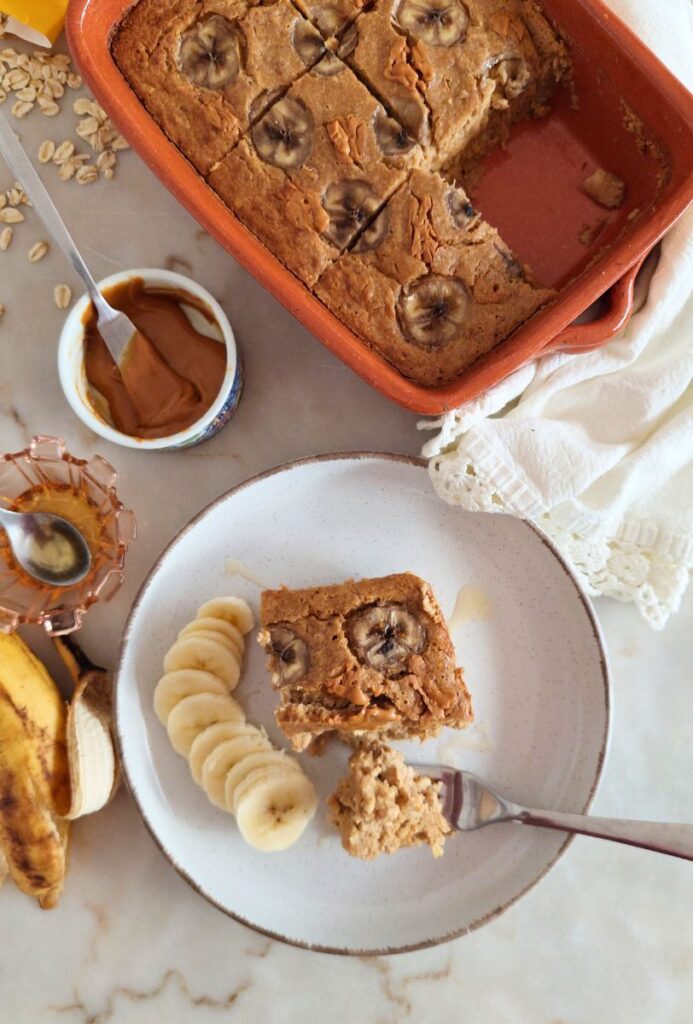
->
[224, 750, 303, 813]
[201, 730, 272, 809]
[166, 692, 244, 756]
[189, 721, 257, 786]
[179, 617, 245, 659]
[164, 636, 241, 690]
[178, 629, 242, 661]
[153, 669, 228, 725]
[196, 596, 255, 635]
[235, 771, 318, 851]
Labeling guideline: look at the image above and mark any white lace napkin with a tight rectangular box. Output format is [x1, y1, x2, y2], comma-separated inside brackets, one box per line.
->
[422, 0, 693, 630]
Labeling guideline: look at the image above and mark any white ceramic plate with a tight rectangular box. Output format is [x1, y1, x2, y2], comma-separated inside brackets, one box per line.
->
[116, 454, 609, 954]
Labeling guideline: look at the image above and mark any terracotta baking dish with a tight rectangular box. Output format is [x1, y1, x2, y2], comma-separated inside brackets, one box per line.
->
[67, 0, 693, 414]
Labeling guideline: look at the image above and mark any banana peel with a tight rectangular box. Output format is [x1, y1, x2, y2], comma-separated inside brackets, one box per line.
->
[54, 635, 121, 819]
[0, 632, 120, 909]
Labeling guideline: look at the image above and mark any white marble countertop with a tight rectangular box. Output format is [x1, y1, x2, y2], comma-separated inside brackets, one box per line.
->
[1, 22, 692, 1023]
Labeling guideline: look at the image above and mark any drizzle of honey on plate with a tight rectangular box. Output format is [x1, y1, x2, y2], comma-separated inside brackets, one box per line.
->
[448, 585, 493, 631]
[1, 482, 105, 586]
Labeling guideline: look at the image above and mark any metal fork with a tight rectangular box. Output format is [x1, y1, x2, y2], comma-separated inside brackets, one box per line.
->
[413, 764, 693, 861]
[0, 110, 136, 364]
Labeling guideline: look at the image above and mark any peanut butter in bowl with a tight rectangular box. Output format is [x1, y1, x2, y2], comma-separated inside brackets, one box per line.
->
[58, 268, 242, 451]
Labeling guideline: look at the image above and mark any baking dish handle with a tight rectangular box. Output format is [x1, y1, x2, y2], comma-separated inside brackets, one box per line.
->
[543, 253, 649, 354]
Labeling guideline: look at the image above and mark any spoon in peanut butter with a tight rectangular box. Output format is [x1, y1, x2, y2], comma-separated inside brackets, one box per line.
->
[0, 112, 194, 416]
[0, 505, 92, 587]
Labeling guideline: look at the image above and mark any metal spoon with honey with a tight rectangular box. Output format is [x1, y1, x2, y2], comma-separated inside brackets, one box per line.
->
[0, 506, 92, 587]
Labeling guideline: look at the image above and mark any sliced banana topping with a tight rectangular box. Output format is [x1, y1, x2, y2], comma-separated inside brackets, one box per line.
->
[395, 0, 469, 48]
[373, 109, 417, 158]
[347, 603, 427, 677]
[178, 15, 241, 90]
[322, 180, 381, 249]
[293, 20, 327, 67]
[266, 625, 310, 685]
[396, 273, 470, 347]
[446, 189, 478, 228]
[201, 731, 272, 809]
[189, 721, 257, 785]
[352, 206, 391, 253]
[251, 96, 315, 169]
[485, 54, 531, 98]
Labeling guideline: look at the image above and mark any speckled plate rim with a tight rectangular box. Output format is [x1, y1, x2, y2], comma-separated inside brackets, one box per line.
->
[115, 452, 611, 956]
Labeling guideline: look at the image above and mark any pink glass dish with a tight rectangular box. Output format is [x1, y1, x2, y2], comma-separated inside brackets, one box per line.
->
[0, 435, 136, 635]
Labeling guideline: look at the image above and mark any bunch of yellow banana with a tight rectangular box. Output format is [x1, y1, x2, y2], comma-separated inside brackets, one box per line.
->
[0, 632, 119, 908]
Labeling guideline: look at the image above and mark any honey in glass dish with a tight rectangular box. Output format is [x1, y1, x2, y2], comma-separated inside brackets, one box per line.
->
[0, 435, 135, 634]
[5, 482, 106, 582]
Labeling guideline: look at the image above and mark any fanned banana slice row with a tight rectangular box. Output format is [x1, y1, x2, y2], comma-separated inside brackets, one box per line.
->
[156, 595, 317, 851]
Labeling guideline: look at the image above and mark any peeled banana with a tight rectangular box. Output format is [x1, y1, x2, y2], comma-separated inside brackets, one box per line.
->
[54, 635, 120, 821]
[157, 596, 317, 850]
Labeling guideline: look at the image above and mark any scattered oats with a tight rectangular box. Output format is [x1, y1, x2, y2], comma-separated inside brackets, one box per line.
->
[51, 54, 72, 70]
[39, 140, 56, 163]
[0, 88, 6, 104]
[73, 97, 93, 116]
[7, 187, 23, 206]
[59, 159, 77, 181]
[0, 207, 24, 224]
[42, 78, 64, 99]
[0, 193, 5, 209]
[53, 139, 75, 164]
[76, 164, 98, 185]
[67, 73, 83, 89]
[102, 168, 115, 180]
[111, 135, 130, 152]
[54, 284, 72, 309]
[11, 100, 33, 119]
[76, 116, 100, 137]
[28, 241, 49, 263]
[38, 98, 60, 117]
[6, 68, 29, 89]
[15, 86, 36, 102]
[0, 227, 12, 250]
[96, 151, 116, 171]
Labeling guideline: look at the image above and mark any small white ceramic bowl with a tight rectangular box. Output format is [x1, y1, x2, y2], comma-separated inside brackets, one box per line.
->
[58, 268, 242, 451]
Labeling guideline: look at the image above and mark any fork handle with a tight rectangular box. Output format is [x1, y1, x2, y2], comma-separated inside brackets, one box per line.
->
[515, 809, 693, 861]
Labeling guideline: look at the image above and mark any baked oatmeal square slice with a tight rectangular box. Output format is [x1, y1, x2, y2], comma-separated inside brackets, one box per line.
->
[113, 0, 325, 175]
[347, 0, 570, 169]
[259, 572, 472, 750]
[208, 57, 421, 285]
[315, 169, 553, 386]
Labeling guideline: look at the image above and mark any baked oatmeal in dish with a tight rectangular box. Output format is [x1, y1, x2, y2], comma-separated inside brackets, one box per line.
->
[208, 58, 421, 286]
[316, 169, 551, 384]
[113, 0, 571, 385]
[347, 0, 570, 169]
[258, 572, 472, 751]
[328, 742, 450, 858]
